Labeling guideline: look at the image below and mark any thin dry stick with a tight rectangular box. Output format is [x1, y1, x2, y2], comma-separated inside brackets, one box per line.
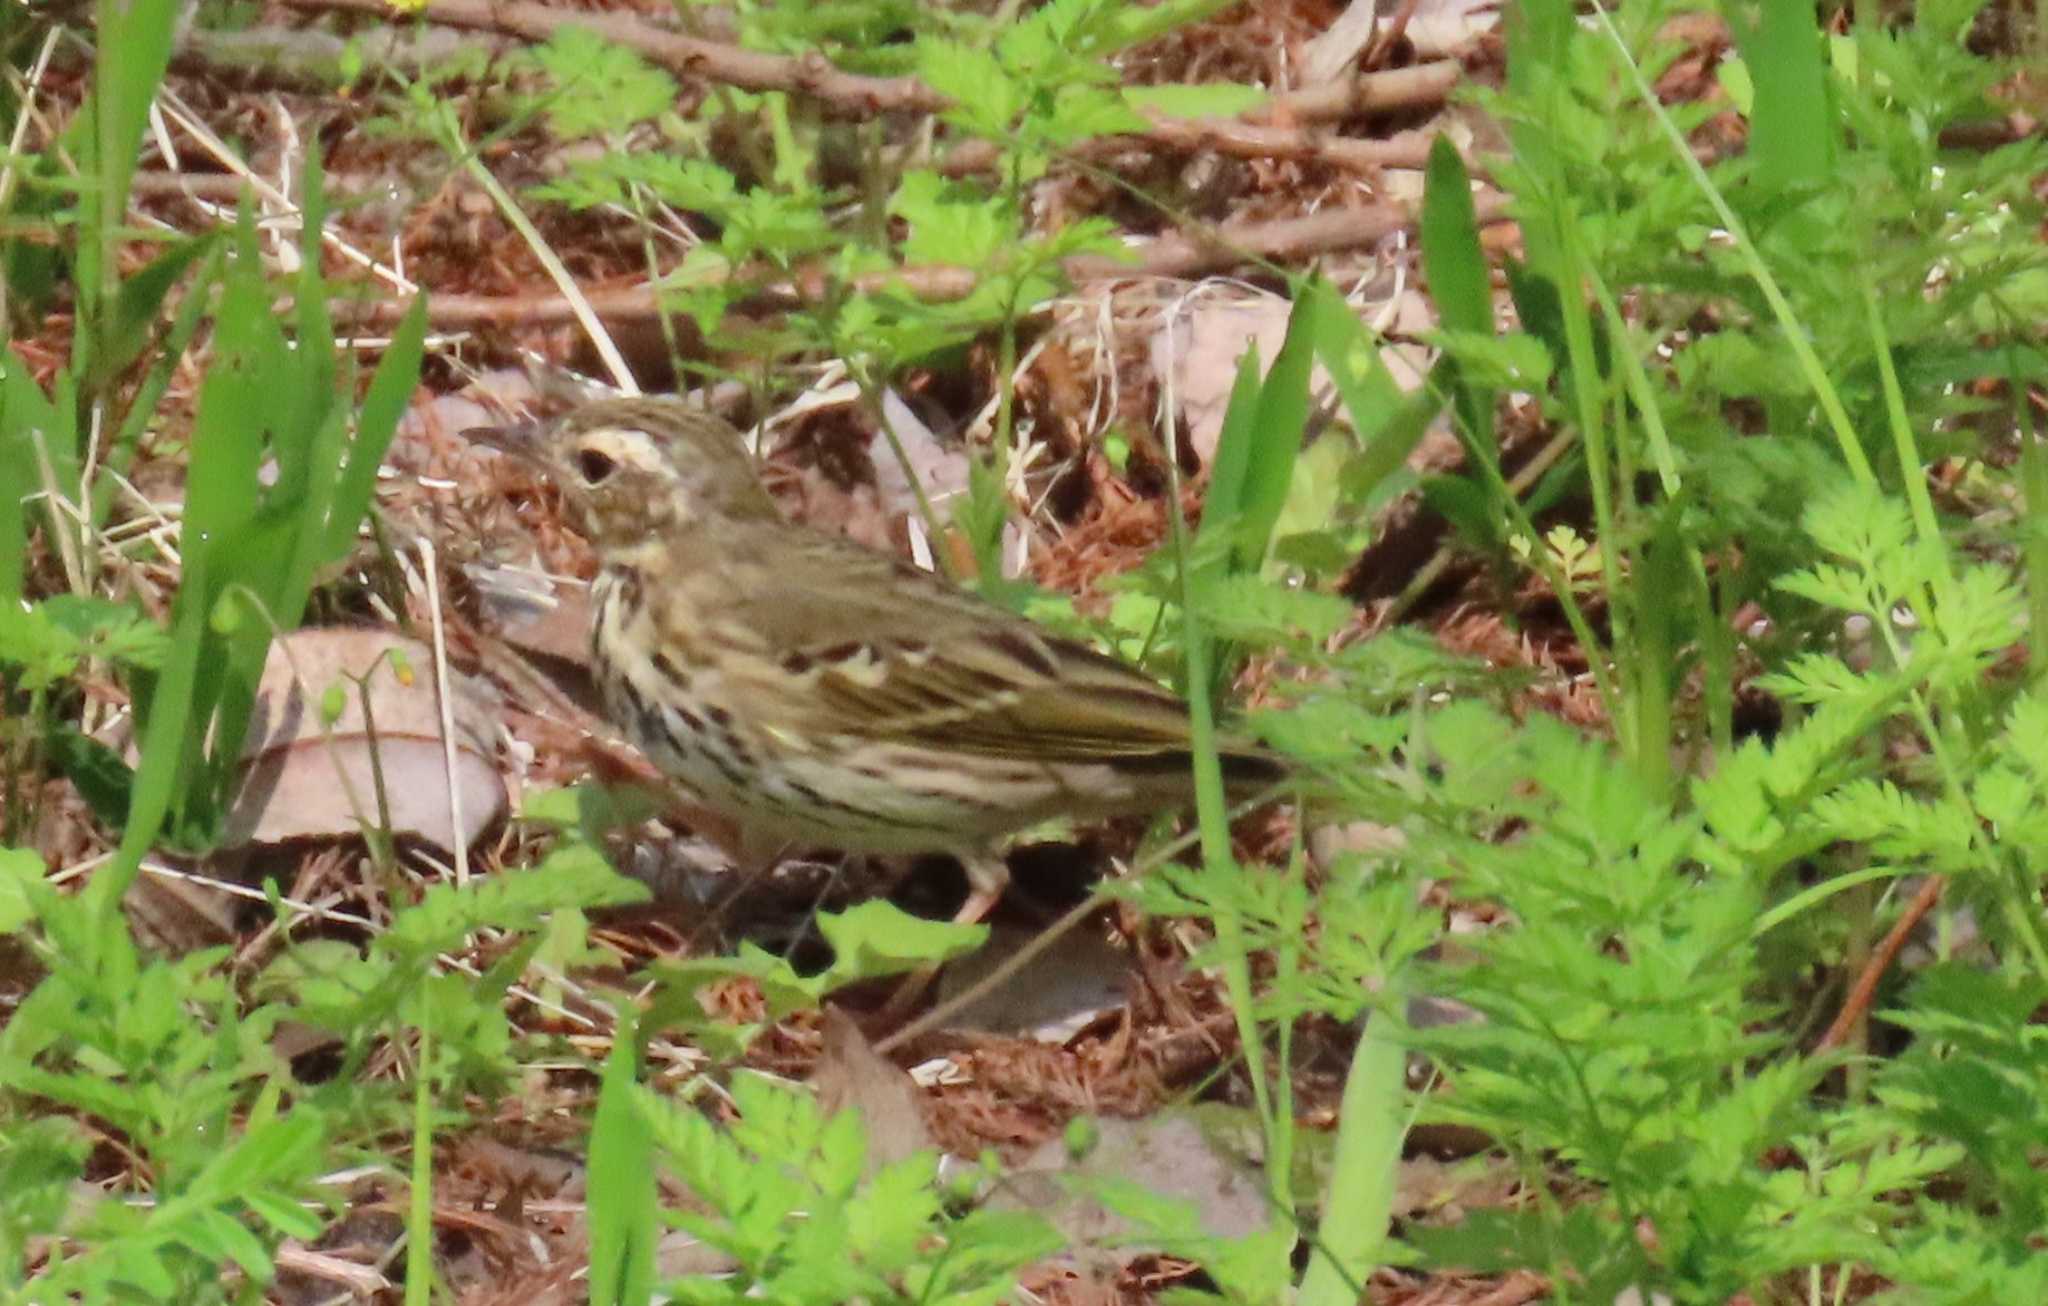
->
[137, 859, 380, 930]
[272, 1246, 393, 1298]
[274, 0, 1460, 126]
[454, 149, 637, 393]
[1382, 425, 1579, 625]
[335, 200, 1506, 330]
[874, 784, 1289, 1054]
[28, 427, 86, 595]
[874, 889, 1112, 1054]
[151, 82, 418, 295]
[1814, 874, 1946, 1053]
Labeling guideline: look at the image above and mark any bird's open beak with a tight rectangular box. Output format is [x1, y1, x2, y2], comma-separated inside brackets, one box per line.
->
[463, 419, 548, 460]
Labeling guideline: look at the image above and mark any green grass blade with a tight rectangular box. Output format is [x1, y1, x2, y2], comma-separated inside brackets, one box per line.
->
[2013, 346, 2048, 670]
[588, 1017, 657, 1306]
[91, 241, 226, 527]
[1420, 136, 1496, 452]
[184, 223, 305, 800]
[1741, 0, 1833, 192]
[1588, 0, 1873, 486]
[1307, 280, 1441, 507]
[92, 0, 179, 228]
[84, 232, 218, 399]
[325, 295, 427, 562]
[0, 362, 66, 604]
[1306, 278, 1403, 431]
[0, 433, 21, 607]
[92, 543, 210, 912]
[277, 405, 353, 629]
[178, 268, 271, 549]
[113, 229, 277, 865]
[406, 1008, 438, 1306]
[1198, 341, 1266, 543]
[72, 0, 180, 378]
[269, 150, 352, 612]
[1298, 1007, 1406, 1306]
[1233, 285, 1316, 573]
[1165, 328, 1287, 1241]
[1422, 140, 1491, 339]
[295, 150, 338, 423]
[1195, 286, 1317, 577]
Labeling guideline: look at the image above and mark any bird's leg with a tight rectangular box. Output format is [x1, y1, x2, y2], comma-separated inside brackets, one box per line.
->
[877, 852, 1009, 1023]
[951, 851, 1011, 929]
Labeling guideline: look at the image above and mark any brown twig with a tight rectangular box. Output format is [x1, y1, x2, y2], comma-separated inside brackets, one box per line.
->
[332, 197, 1510, 329]
[873, 889, 1113, 1054]
[280, 0, 943, 114]
[1264, 58, 1465, 123]
[1364, 0, 1426, 70]
[1813, 874, 1946, 1053]
[1119, 117, 1439, 171]
[275, 0, 1461, 126]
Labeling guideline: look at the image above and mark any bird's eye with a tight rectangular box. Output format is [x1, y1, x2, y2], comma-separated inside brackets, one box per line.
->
[574, 447, 618, 485]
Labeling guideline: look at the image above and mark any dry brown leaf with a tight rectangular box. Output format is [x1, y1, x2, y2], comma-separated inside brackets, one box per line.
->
[224, 627, 507, 852]
[812, 1005, 938, 1172]
[934, 924, 1129, 1042]
[872, 387, 972, 523]
[1407, 0, 1501, 58]
[991, 1111, 1273, 1274]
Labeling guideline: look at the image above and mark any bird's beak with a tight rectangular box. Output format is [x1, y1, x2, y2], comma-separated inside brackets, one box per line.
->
[464, 419, 545, 460]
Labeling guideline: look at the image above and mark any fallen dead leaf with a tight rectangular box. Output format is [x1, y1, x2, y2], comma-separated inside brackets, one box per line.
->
[989, 1111, 1272, 1273]
[934, 924, 1129, 1042]
[812, 1004, 938, 1173]
[1407, 0, 1501, 58]
[224, 627, 507, 852]
[873, 387, 973, 523]
[1302, 0, 1383, 85]
[1151, 282, 1434, 465]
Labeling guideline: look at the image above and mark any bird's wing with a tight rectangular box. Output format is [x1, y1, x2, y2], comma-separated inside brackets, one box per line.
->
[708, 529, 1201, 761]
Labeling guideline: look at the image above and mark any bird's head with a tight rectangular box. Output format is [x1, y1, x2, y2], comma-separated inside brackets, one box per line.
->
[471, 396, 781, 551]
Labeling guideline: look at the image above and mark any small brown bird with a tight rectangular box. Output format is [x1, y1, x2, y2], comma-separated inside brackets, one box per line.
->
[473, 395, 1283, 931]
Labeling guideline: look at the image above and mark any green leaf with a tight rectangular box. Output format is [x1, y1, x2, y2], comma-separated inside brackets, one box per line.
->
[38, 594, 171, 668]
[1421, 138, 1490, 339]
[196, 1208, 273, 1280]
[0, 361, 73, 607]
[0, 846, 43, 933]
[1042, 84, 1149, 143]
[919, 42, 1020, 136]
[71, 0, 181, 361]
[1199, 286, 1324, 584]
[1200, 342, 1265, 545]
[588, 1012, 657, 1306]
[45, 727, 134, 829]
[527, 27, 680, 138]
[1299, 1009, 1402, 1305]
[1098, 0, 1238, 48]
[1420, 136, 1494, 449]
[815, 900, 986, 984]
[1192, 573, 1353, 645]
[1427, 329, 1553, 390]
[1740, 0, 1833, 192]
[891, 170, 1016, 268]
[1232, 288, 1317, 574]
[86, 232, 219, 395]
[323, 293, 425, 562]
[384, 850, 650, 956]
[1123, 83, 1268, 118]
